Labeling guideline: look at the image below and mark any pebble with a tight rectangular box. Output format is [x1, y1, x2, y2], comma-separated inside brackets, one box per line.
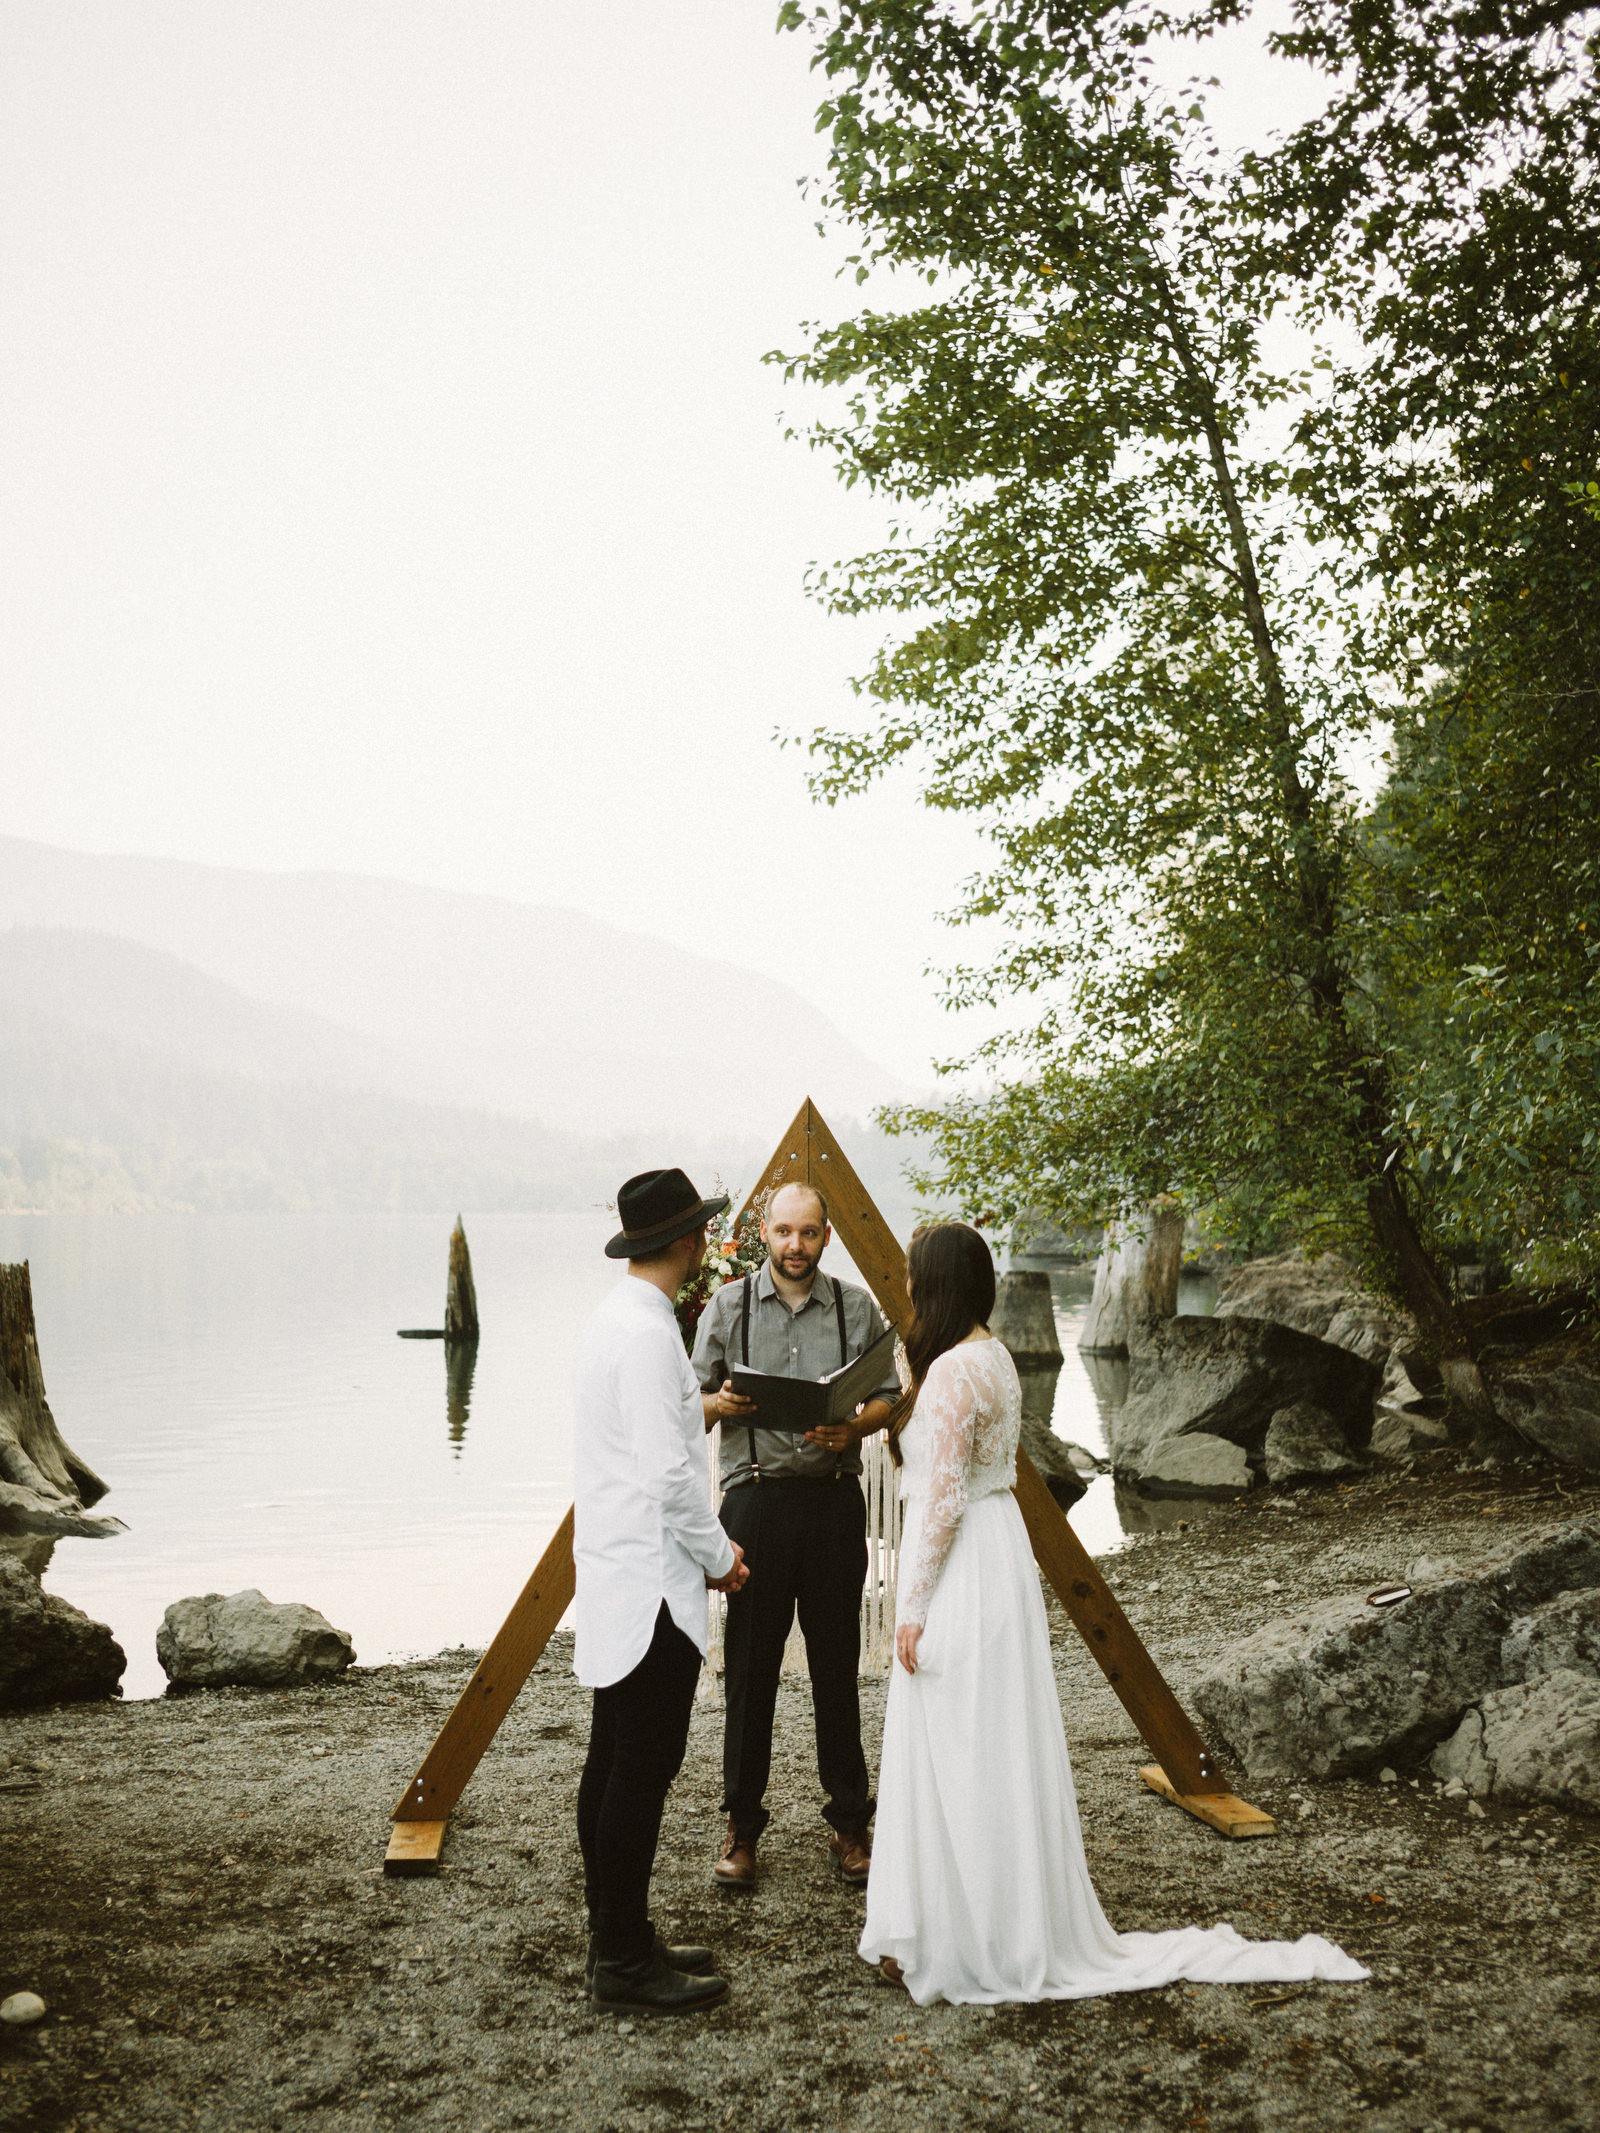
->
[1378, 1767, 1398, 1783]
[616, 2021, 635, 2036]
[0, 1993, 46, 2026]
[1262, 1579, 1283, 1593]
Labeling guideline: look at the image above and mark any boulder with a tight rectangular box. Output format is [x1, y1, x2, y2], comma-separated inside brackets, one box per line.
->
[1136, 1432, 1251, 1496]
[1262, 1401, 1366, 1484]
[1078, 1199, 1184, 1354]
[1018, 1415, 1088, 1508]
[157, 1590, 354, 1691]
[1501, 1587, 1600, 1683]
[1485, 1346, 1600, 1474]
[1192, 1575, 1506, 1779]
[0, 1554, 125, 1710]
[1487, 1518, 1600, 1614]
[1110, 1315, 1379, 1482]
[1216, 1253, 1436, 1387]
[1193, 1517, 1600, 1779]
[990, 1271, 1063, 1363]
[1369, 1361, 1453, 1459]
[1214, 1252, 1352, 1341]
[1429, 1670, 1600, 1810]
[1369, 1407, 1452, 1459]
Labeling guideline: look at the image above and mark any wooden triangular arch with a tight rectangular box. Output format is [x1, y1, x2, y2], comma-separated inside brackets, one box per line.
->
[384, 1098, 1266, 1875]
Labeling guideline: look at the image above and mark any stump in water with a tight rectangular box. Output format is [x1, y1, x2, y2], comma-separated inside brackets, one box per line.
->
[445, 1217, 479, 1345]
[1079, 1199, 1184, 1355]
[0, 1263, 125, 1542]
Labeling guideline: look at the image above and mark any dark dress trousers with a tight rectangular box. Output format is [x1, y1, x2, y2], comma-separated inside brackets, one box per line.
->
[576, 1601, 703, 1961]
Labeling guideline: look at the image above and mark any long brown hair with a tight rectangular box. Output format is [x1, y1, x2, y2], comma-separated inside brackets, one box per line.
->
[886, 1223, 997, 1465]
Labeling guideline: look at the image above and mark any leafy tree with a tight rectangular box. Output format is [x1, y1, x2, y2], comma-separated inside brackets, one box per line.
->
[773, 0, 1600, 1454]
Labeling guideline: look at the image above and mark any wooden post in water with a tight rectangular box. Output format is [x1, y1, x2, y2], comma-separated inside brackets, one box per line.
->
[445, 1218, 479, 1345]
[0, 1263, 125, 1542]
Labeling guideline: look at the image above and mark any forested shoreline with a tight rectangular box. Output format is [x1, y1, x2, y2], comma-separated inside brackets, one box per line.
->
[779, 0, 1600, 1458]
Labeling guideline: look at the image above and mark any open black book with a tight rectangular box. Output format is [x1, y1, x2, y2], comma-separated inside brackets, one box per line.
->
[727, 1326, 899, 1434]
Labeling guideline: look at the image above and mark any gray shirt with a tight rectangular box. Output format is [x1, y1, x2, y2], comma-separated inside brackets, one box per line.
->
[690, 1260, 901, 1488]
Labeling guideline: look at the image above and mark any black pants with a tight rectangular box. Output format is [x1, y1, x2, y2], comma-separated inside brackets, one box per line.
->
[577, 1602, 702, 1963]
[719, 1478, 873, 1839]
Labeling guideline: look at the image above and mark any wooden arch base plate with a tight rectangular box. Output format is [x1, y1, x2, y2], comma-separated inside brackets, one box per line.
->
[1140, 1765, 1276, 1839]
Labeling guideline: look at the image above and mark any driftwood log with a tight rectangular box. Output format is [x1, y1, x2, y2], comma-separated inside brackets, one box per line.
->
[0, 1263, 124, 1541]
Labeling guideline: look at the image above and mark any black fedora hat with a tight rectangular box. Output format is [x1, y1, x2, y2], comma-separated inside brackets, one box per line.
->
[605, 1169, 728, 1260]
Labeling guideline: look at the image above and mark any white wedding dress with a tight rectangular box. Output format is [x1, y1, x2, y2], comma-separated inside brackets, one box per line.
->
[859, 1336, 1369, 2006]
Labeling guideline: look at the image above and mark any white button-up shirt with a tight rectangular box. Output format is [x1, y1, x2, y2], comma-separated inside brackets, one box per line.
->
[573, 1275, 736, 1689]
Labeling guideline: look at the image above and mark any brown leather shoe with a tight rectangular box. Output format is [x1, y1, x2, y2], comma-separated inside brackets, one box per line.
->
[712, 1821, 758, 1888]
[828, 1827, 871, 1886]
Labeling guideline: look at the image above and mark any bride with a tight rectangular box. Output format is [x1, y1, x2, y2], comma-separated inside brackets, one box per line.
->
[860, 1222, 1369, 2007]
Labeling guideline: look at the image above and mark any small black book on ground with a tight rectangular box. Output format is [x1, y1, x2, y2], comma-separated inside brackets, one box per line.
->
[728, 1327, 899, 1434]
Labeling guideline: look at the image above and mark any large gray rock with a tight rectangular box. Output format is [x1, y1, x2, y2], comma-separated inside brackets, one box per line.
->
[1486, 1518, 1600, 1614]
[1193, 1577, 1507, 1779]
[1430, 1671, 1600, 1810]
[1018, 1415, 1088, 1508]
[1111, 1315, 1380, 1482]
[157, 1589, 354, 1690]
[1137, 1432, 1251, 1495]
[1216, 1253, 1436, 1387]
[1262, 1401, 1366, 1484]
[1369, 1361, 1453, 1459]
[1501, 1587, 1600, 1683]
[1193, 1517, 1600, 1779]
[0, 1554, 125, 1709]
[1486, 1348, 1600, 1473]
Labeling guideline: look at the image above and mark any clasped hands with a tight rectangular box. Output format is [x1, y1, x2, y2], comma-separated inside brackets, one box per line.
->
[707, 1541, 749, 1595]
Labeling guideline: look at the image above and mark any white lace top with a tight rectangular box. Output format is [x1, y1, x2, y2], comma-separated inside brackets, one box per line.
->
[897, 1337, 1022, 1629]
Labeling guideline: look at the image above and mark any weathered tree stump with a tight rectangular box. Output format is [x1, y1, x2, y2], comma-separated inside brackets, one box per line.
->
[445, 1217, 479, 1344]
[1079, 1198, 1185, 1354]
[0, 1263, 124, 1541]
[991, 1270, 1064, 1362]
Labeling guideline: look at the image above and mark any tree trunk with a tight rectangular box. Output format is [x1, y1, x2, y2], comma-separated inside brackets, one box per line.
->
[1079, 1198, 1185, 1355]
[1365, 1173, 1521, 1463]
[0, 1263, 125, 1541]
[445, 1217, 479, 1344]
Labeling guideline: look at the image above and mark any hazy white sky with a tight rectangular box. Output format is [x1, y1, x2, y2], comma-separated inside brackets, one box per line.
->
[0, 2, 1327, 1091]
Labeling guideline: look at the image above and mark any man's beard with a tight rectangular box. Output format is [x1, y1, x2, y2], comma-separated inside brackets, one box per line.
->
[770, 1244, 820, 1281]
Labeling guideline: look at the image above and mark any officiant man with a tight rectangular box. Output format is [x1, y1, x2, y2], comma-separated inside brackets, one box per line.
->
[691, 1181, 900, 1889]
[574, 1168, 751, 2016]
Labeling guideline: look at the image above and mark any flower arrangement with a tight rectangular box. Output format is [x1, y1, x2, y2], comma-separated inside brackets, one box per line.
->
[675, 1190, 768, 1354]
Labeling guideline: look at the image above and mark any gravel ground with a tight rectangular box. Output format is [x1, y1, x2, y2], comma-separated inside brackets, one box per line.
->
[4, 1450, 1599, 2133]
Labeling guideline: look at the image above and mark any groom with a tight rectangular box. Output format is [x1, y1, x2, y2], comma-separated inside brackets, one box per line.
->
[691, 1181, 899, 1888]
[573, 1168, 751, 2016]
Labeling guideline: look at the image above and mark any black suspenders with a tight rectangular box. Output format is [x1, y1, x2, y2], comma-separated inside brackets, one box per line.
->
[738, 1274, 850, 1484]
[740, 1274, 758, 1482]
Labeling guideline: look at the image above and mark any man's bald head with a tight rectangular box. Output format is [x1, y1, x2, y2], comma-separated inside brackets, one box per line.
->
[762, 1180, 831, 1290]
[767, 1181, 829, 1228]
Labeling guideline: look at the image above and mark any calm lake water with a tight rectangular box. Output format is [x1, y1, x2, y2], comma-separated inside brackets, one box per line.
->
[2, 1213, 1212, 1699]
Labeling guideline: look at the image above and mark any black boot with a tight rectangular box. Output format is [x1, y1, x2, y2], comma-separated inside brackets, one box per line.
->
[585, 1930, 715, 1987]
[591, 1943, 728, 2016]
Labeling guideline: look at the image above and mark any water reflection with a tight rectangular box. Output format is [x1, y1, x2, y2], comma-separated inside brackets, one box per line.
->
[445, 1339, 477, 1453]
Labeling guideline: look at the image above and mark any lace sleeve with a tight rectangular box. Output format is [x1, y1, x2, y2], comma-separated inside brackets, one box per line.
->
[898, 1356, 979, 1630]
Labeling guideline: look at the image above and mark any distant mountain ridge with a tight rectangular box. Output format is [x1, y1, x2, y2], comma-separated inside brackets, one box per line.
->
[0, 835, 909, 1139]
